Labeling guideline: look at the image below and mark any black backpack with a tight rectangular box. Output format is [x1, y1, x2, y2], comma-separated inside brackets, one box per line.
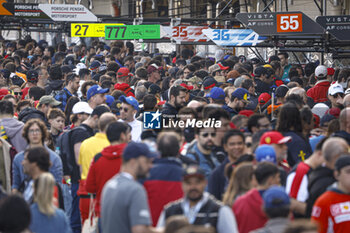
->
[56, 126, 87, 176]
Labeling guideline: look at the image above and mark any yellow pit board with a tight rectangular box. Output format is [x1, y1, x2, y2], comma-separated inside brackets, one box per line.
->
[71, 23, 124, 37]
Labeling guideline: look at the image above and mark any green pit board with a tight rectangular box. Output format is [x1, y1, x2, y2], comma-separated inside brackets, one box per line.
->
[105, 25, 161, 40]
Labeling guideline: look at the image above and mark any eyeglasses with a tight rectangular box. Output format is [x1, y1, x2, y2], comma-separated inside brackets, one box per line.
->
[29, 129, 41, 134]
[14, 92, 22, 96]
[201, 132, 216, 138]
[331, 93, 344, 98]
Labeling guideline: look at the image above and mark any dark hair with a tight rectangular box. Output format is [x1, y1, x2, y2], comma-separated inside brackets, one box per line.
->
[53, 52, 65, 64]
[65, 73, 78, 86]
[64, 96, 80, 125]
[143, 94, 157, 111]
[22, 119, 49, 144]
[285, 94, 304, 107]
[91, 105, 110, 118]
[49, 64, 62, 80]
[223, 130, 245, 145]
[123, 56, 134, 64]
[254, 162, 279, 185]
[277, 52, 289, 59]
[107, 61, 120, 73]
[169, 85, 187, 99]
[265, 205, 290, 219]
[276, 103, 302, 133]
[28, 86, 45, 101]
[81, 81, 96, 98]
[0, 195, 31, 233]
[247, 114, 266, 133]
[79, 68, 90, 79]
[106, 122, 128, 143]
[0, 100, 14, 115]
[26, 147, 50, 172]
[135, 67, 148, 80]
[175, 58, 186, 67]
[300, 106, 313, 125]
[205, 107, 230, 121]
[241, 79, 254, 90]
[48, 108, 65, 120]
[157, 132, 180, 158]
[16, 100, 32, 113]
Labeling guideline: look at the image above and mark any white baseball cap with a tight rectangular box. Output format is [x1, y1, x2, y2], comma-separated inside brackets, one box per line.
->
[328, 83, 344, 96]
[72, 101, 93, 115]
[315, 65, 328, 78]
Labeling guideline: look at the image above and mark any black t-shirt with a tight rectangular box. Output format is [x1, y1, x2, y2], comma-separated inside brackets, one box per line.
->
[70, 124, 95, 183]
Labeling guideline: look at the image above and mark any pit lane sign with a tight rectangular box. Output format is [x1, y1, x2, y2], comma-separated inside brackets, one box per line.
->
[236, 12, 324, 36]
[105, 25, 161, 40]
[71, 23, 124, 37]
[316, 15, 350, 41]
[162, 26, 210, 43]
[0, 2, 49, 19]
[202, 29, 267, 46]
[39, 4, 97, 22]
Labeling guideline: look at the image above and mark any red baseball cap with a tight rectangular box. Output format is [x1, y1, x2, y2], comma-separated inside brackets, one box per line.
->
[327, 68, 335, 76]
[117, 67, 132, 78]
[147, 64, 161, 74]
[260, 131, 291, 145]
[258, 93, 271, 105]
[0, 89, 9, 100]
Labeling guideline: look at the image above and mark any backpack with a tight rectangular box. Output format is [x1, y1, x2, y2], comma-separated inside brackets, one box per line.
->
[56, 126, 87, 176]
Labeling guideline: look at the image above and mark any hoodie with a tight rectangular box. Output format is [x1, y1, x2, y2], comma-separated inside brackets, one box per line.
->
[233, 188, 267, 233]
[306, 166, 335, 218]
[332, 130, 350, 145]
[45, 79, 64, 95]
[85, 143, 126, 216]
[18, 107, 47, 124]
[0, 118, 28, 152]
[114, 83, 135, 97]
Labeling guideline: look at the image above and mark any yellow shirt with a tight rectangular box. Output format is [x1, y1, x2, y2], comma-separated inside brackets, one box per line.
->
[78, 132, 110, 180]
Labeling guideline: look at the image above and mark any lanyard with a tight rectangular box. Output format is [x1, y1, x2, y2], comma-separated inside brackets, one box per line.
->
[182, 193, 207, 224]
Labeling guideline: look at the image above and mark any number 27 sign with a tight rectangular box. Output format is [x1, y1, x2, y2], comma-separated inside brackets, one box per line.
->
[277, 13, 302, 32]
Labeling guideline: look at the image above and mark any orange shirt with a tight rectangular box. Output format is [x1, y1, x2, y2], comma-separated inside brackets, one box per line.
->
[312, 188, 350, 233]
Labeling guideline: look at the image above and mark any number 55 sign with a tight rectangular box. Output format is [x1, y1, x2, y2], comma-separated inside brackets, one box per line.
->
[237, 12, 324, 36]
[277, 13, 302, 32]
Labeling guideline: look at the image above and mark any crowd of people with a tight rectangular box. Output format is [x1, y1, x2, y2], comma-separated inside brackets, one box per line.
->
[0, 36, 349, 233]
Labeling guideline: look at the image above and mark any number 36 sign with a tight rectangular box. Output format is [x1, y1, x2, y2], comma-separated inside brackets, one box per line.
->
[237, 12, 324, 36]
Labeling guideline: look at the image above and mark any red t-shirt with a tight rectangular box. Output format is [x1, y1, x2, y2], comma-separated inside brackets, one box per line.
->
[312, 188, 350, 233]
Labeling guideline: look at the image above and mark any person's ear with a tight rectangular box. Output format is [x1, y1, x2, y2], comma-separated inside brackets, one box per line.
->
[334, 170, 340, 180]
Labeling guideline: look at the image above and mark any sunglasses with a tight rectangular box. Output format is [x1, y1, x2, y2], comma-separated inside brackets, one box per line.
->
[331, 93, 344, 98]
[201, 132, 216, 138]
[14, 92, 22, 96]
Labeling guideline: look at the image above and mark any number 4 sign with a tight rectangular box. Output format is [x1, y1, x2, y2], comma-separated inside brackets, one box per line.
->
[277, 13, 302, 32]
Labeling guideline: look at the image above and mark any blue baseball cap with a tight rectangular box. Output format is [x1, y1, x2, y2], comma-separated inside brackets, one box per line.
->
[105, 95, 114, 107]
[119, 95, 139, 111]
[231, 88, 250, 102]
[87, 85, 109, 101]
[255, 145, 277, 164]
[263, 186, 290, 209]
[122, 142, 156, 160]
[207, 87, 225, 100]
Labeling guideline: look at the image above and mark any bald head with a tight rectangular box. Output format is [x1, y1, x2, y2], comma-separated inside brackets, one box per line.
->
[339, 107, 350, 133]
[322, 137, 348, 169]
[343, 95, 350, 108]
[98, 112, 117, 132]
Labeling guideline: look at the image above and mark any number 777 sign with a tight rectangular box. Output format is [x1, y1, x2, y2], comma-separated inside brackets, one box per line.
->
[236, 12, 324, 36]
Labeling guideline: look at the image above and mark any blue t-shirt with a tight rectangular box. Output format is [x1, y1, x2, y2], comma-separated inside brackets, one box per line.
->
[30, 203, 72, 233]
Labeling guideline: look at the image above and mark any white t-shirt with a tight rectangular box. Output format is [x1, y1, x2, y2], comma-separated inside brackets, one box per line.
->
[123, 119, 142, 142]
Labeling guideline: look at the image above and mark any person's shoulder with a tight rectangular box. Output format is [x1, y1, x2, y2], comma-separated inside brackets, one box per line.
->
[13, 151, 25, 161]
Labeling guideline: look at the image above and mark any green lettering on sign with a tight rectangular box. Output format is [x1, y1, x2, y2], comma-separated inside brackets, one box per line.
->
[105, 25, 161, 40]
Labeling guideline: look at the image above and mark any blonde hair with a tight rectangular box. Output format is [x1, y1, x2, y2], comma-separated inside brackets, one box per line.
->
[34, 173, 56, 216]
[222, 162, 255, 206]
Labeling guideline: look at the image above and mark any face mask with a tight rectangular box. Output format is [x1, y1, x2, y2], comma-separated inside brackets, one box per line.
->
[339, 82, 347, 89]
